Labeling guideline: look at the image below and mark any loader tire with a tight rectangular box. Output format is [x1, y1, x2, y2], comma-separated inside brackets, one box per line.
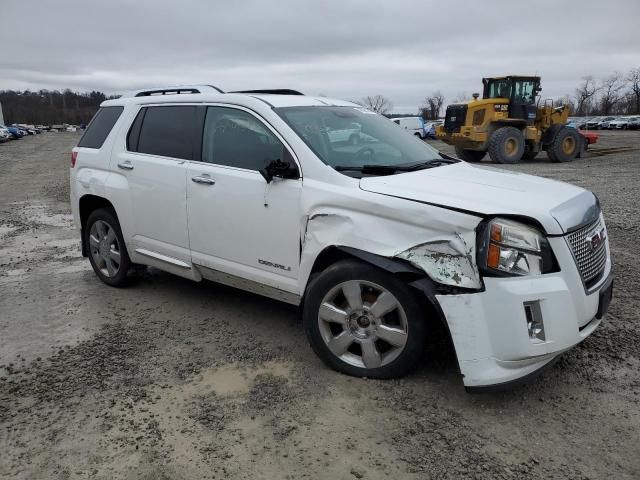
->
[454, 146, 486, 162]
[547, 127, 581, 163]
[488, 127, 525, 164]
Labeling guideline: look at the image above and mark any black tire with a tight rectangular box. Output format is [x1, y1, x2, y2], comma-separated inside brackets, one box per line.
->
[454, 145, 486, 162]
[303, 260, 427, 379]
[85, 208, 132, 287]
[547, 127, 581, 163]
[488, 126, 525, 163]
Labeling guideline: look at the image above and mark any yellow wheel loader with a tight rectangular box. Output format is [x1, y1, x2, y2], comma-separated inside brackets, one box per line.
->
[436, 76, 583, 163]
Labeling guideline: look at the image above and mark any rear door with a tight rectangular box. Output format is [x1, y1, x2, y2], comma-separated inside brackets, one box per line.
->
[186, 105, 302, 294]
[110, 104, 200, 265]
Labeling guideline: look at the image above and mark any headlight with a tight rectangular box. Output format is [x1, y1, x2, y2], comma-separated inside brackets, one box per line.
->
[478, 218, 557, 276]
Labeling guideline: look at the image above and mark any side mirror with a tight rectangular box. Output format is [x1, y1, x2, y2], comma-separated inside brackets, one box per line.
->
[259, 150, 299, 183]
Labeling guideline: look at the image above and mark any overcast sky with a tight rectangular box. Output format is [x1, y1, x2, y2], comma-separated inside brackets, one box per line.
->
[2, 0, 639, 112]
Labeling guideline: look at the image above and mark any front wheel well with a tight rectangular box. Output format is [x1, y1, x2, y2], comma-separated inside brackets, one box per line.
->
[78, 195, 117, 256]
[303, 246, 457, 365]
[306, 245, 444, 316]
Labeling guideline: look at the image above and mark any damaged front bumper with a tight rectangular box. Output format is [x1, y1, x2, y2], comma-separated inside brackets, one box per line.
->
[435, 264, 611, 389]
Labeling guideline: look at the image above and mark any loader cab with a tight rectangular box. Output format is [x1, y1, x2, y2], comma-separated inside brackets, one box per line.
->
[483, 76, 541, 124]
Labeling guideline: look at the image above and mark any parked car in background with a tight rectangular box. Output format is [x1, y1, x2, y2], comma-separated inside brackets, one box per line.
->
[325, 121, 362, 145]
[585, 117, 602, 129]
[2, 125, 23, 139]
[608, 117, 634, 129]
[392, 117, 426, 139]
[12, 125, 30, 136]
[0, 127, 11, 142]
[423, 120, 443, 139]
[597, 116, 616, 129]
[572, 117, 591, 129]
[627, 117, 640, 130]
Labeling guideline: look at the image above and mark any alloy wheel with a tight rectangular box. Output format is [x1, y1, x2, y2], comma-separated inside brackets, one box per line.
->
[317, 280, 409, 369]
[89, 220, 121, 277]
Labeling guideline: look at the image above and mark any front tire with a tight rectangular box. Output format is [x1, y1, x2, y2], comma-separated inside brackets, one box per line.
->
[303, 260, 427, 379]
[488, 126, 525, 163]
[85, 208, 132, 287]
[454, 145, 486, 162]
[547, 127, 581, 162]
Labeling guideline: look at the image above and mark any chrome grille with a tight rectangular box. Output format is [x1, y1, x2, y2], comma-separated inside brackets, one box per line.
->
[566, 218, 608, 285]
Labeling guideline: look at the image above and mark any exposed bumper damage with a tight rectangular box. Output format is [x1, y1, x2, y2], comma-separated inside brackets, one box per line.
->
[394, 234, 481, 289]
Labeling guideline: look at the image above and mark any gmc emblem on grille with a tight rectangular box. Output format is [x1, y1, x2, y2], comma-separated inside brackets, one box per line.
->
[586, 228, 606, 252]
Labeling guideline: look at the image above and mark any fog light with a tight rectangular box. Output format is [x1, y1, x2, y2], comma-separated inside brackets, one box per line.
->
[524, 301, 545, 342]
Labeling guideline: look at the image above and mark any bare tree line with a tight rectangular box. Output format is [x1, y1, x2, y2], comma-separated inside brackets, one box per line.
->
[570, 68, 640, 116]
[0, 89, 118, 125]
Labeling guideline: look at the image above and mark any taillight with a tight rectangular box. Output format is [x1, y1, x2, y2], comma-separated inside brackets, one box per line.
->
[71, 151, 78, 168]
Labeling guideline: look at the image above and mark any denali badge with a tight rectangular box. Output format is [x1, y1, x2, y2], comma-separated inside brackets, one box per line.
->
[258, 259, 292, 271]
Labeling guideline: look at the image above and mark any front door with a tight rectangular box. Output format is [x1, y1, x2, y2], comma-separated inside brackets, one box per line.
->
[187, 106, 302, 294]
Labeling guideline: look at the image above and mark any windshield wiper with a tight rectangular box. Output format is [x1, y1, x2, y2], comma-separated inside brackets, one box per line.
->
[334, 158, 457, 174]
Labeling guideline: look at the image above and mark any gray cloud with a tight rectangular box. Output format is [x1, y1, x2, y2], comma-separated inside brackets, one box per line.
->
[2, 0, 639, 112]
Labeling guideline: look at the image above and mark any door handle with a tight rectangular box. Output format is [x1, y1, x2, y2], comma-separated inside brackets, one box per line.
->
[191, 175, 215, 185]
[117, 162, 134, 170]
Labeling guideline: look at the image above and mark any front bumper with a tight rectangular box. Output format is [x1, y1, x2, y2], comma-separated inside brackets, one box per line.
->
[436, 235, 612, 389]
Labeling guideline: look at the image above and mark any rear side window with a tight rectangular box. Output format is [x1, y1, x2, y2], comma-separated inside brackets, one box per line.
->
[78, 106, 123, 148]
[131, 106, 198, 160]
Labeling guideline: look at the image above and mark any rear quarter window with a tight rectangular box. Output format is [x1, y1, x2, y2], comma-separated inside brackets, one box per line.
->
[77, 106, 124, 148]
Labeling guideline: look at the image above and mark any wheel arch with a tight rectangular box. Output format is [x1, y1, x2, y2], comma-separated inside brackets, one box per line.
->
[540, 123, 564, 148]
[78, 194, 117, 257]
[304, 245, 447, 326]
[488, 120, 527, 136]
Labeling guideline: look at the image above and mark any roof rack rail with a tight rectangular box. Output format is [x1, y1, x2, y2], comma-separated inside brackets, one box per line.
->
[231, 89, 304, 96]
[122, 85, 224, 98]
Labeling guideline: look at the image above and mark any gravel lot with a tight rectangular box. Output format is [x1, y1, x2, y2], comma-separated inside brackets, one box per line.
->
[1, 131, 639, 479]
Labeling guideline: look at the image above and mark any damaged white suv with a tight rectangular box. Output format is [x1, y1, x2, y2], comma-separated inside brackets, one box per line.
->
[70, 85, 613, 391]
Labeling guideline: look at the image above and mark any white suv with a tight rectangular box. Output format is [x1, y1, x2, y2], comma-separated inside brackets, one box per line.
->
[70, 85, 613, 391]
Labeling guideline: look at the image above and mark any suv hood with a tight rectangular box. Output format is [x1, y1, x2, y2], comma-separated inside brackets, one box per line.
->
[359, 162, 598, 235]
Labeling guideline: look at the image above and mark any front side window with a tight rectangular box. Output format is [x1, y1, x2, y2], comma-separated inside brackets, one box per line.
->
[275, 106, 441, 173]
[202, 107, 285, 170]
[78, 106, 123, 148]
[135, 105, 198, 160]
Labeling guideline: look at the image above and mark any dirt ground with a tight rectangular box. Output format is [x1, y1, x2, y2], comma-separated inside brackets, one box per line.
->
[1, 131, 639, 479]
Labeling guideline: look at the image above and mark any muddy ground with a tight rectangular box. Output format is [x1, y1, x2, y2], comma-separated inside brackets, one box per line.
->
[1, 131, 639, 479]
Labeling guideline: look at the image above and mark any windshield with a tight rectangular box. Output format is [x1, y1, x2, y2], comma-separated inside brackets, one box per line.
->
[275, 106, 442, 172]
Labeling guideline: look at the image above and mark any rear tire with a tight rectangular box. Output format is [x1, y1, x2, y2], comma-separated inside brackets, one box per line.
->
[547, 127, 581, 163]
[455, 145, 486, 162]
[85, 208, 132, 287]
[303, 260, 427, 379]
[488, 127, 525, 163]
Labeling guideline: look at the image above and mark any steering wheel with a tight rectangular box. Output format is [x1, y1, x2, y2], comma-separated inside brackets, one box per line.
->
[355, 146, 376, 162]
